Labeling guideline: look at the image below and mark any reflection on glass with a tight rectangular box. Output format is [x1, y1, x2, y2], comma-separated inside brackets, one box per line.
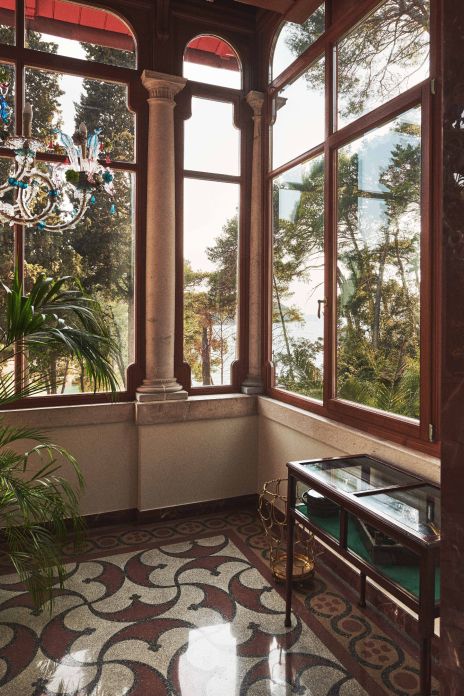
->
[0, 0, 14, 45]
[299, 455, 420, 493]
[183, 35, 241, 89]
[272, 155, 324, 400]
[272, 56, 324, 169]
[25, 169, 135, 393]
[184, 178, 239, 387]
[25, 0, 136, 69]
[336, 107, 421, 418]
[0, 62, 14, 142]
[271, 4, 325, 80]
[25, 68, 134, 161]
[185, 98, 239, 175]
[360, 485, 441, 540]
[0, 192, 14, 390]
[337, 0, 430, 128]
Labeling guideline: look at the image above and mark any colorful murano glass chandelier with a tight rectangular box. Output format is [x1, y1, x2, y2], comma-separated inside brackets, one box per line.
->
[0, 85, 115, 232]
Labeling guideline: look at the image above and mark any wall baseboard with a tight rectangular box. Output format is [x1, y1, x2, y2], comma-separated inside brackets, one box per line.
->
[136, 494, 259, 524]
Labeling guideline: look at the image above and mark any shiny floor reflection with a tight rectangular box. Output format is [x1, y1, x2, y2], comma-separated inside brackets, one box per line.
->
[0, 534, 366, 696]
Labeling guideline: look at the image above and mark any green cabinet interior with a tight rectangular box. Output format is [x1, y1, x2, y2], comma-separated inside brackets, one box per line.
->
[297, 504, 440, 602]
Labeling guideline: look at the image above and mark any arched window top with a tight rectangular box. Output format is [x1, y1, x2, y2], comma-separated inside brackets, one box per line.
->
[23, 0, 137, 69]
[183, 34, 241, 89]
[271, 3, 325, 82]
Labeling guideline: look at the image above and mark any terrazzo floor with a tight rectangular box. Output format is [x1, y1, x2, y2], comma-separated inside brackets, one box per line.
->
[0, 507, 439, 695]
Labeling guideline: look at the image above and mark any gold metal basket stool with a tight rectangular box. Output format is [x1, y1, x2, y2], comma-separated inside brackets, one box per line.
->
[258, 478, 315, 583]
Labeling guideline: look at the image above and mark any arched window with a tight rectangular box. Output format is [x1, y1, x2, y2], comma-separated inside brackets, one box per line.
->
[182, 35, 242, 391]
[0, 0, 138, 402]
[183, 34, 241, 89]
[271, 3, 325, 81]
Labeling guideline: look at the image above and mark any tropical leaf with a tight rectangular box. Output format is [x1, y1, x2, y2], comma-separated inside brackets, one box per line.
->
[0, 270, 119, 608]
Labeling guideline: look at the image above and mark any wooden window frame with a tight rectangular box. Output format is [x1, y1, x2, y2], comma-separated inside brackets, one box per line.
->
[0, 0, 144, 408]
[264, 0, 441, 455]
[176, 53, 250, 395]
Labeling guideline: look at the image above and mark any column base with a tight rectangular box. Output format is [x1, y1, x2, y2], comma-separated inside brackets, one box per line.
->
[136, 379, 188, 402]
[241, 376, 264, 395]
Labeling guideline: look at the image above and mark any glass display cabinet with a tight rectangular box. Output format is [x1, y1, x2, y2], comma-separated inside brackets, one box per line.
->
[284, 454, 440, 696]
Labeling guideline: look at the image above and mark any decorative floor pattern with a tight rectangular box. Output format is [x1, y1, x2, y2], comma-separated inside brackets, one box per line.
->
[0, 507, 439, 695]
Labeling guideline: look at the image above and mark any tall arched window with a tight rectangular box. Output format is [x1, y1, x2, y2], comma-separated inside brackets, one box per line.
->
[181, 35, 243, 392]
[0, 0, 138, 403]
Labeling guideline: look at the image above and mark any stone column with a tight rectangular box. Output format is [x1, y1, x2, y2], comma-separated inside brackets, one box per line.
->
[242, 91, 265, 395]
[137, 70, 187, 401]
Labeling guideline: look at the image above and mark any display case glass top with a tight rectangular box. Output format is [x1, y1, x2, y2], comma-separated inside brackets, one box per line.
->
[295, 455, 421, 494]
[357, 484, 441, 542]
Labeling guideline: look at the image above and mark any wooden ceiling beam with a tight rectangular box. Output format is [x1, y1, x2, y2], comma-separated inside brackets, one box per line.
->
[233, 0, 323, 23]
[233, 0, 293, 14]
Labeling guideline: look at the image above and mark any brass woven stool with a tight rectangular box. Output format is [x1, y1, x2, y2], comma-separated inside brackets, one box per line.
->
[258, 478, 315, 583]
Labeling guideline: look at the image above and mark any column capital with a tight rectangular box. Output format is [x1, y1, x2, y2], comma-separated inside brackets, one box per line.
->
[246, 90, 265, 117]
[141, 70, 187, 101]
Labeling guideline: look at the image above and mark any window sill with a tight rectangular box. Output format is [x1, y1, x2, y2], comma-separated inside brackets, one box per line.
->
[258, 396, 440, 484]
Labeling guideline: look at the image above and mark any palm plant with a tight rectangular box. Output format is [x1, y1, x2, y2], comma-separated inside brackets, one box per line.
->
[0, 272, 118, 608]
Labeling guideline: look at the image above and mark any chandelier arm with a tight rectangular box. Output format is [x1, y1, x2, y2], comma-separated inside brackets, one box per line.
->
[38, 191, 91, 232]
[16, 172, 56, 222]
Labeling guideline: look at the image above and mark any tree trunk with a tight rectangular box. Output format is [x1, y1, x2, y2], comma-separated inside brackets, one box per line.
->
[273, 274, 294, 379]
[201, 326, 212, 385]
[373, 231, 390, 350]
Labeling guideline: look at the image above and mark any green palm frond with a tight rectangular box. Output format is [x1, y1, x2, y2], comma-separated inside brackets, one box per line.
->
[1, 271, 119, 395]
[0, 270, 121, 609]
[0, 424, 84, 609]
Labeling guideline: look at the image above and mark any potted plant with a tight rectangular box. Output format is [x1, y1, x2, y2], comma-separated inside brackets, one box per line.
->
[0, 271, 118, 608]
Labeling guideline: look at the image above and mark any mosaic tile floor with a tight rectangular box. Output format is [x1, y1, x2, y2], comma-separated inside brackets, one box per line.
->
[0, 507, 439, 695]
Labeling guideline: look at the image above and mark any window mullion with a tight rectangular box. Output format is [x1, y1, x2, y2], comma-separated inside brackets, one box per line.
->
[323, 35, 335, 406]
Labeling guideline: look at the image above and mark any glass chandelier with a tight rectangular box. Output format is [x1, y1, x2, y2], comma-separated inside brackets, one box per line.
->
[0, 99, 115, 232]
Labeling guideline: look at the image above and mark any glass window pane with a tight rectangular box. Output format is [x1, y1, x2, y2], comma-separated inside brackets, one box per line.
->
[272, 155, 324, 400]
[25, 169, 135, 394]
[185, 97, 239, 175]
[271, 4, 325, 81]
[184, 35, 241, 89]
[25, 0, 136, 69]
[0, 218, 14, 392]
[336, 107, 421, 418]
[0, 0, 15, 45]
[184, 178, 239, 387]
[272, 56, 325, 170]
[25, 68, 134, 162]
[337, 0, 430, 128]
[0, 61, 14, 143]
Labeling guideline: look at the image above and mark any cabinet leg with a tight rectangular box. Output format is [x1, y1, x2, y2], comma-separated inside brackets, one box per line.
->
[419, 637, 432, 696]
[359, 572, 366, 608]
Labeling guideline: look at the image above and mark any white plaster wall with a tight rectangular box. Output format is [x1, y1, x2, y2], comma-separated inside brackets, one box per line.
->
[137, 415, 258, 511]
[1, 404, 138, 517]
[43, 422, 137, 516]
[257, 397, 440, 491]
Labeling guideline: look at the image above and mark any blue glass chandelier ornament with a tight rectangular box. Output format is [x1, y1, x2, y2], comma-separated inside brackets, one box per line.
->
[0, 98, 115, 232]
[0, 82, 11, 139]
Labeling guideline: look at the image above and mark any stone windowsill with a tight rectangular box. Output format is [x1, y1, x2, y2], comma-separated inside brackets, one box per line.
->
[257, 396, 440, 483]
[0, 394, 258, 429]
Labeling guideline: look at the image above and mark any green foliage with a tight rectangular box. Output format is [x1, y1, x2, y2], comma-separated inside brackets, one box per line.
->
[25, 33, 64, 138]
[0, 272, 119, 608]
[184, 216, 238, 385]
[286, 0, 429, 120]
[0, 426, 84, 609]
[272, 127, 421, 418]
